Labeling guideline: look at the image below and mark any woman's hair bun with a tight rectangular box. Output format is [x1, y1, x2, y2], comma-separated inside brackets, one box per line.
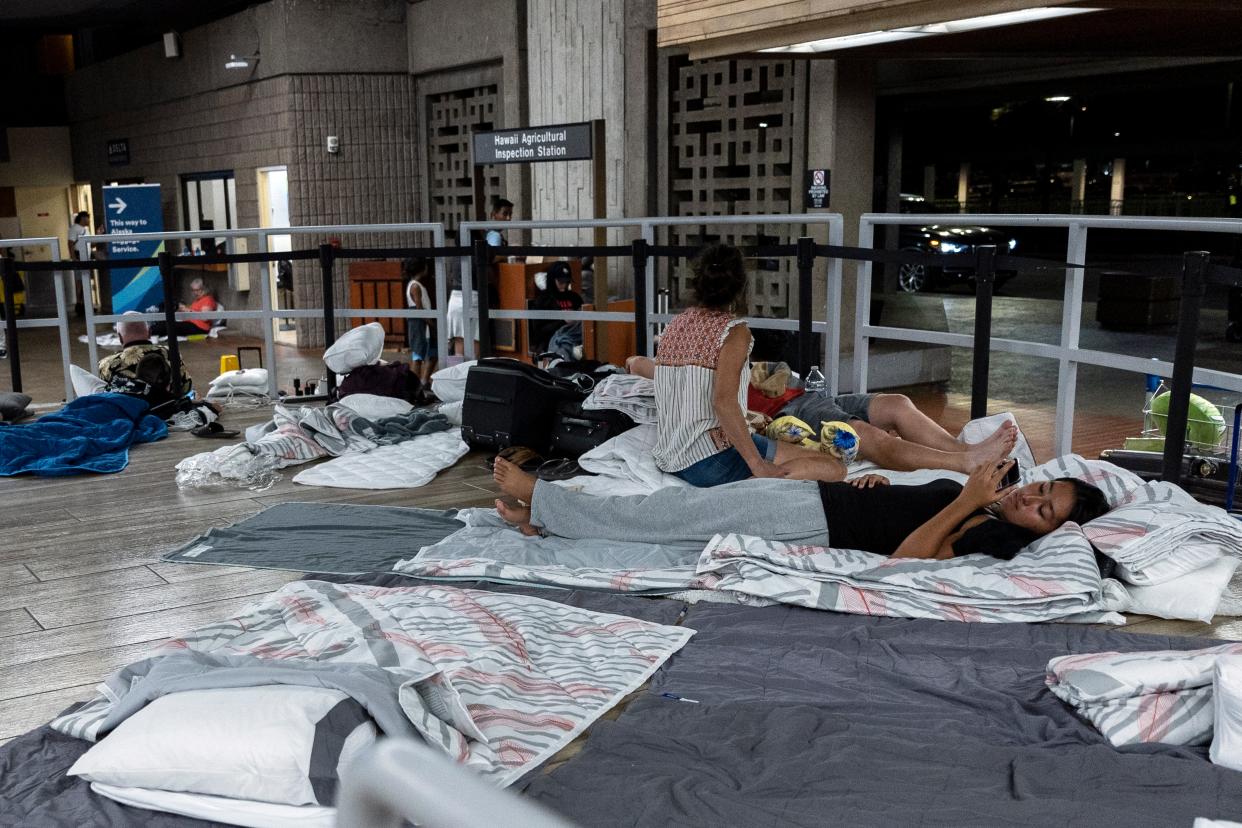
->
[690, 244, 747, 310]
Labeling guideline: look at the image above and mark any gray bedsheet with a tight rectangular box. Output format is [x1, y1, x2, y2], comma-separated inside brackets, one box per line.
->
[521, 606, 1242, 827]
[0, 575, 683, 828]
[159, 503, 465, 573]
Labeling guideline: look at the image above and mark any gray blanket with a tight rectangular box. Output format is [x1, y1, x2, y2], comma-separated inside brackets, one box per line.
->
[522, 606, 1242, 827]
[0, 575, 683, 827]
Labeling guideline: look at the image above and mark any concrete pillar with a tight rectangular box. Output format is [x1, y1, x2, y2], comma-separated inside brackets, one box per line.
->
[1110, 157, 1126, 216]
[922, 164, 936, 203]
[884, 123, 903, 217]
[957, 162, 971, 213]
[805, 58, 875, 366]
[1071, 158, 1087, 213]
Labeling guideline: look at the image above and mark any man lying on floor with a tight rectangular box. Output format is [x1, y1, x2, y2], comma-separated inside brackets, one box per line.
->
[492, 456, 1109, 560]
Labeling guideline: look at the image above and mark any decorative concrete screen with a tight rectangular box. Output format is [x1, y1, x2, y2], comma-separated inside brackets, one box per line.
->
[427, 84, 507, 231]
[669, 57, 800, 318]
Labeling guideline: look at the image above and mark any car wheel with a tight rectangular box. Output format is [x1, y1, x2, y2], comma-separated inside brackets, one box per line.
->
[897, 261, 928, 293]
[1228, 321, 1242, 343]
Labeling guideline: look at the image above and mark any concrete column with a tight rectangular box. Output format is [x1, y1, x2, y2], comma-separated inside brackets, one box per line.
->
[884, 123, 903, 217]
[1110, 157, 1126, 215]
[805, 58, 875, 364]
[957, 162, 971, 213]
[1071, 158, 1087, 213]
[922, 164, 936, 203]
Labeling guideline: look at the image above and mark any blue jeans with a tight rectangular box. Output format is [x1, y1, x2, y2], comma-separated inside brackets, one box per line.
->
[547, 322, 583, 361]
[673, 434, 778, 488]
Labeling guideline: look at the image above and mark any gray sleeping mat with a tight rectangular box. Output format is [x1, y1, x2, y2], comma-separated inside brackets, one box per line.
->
[159, 502, 465, 573]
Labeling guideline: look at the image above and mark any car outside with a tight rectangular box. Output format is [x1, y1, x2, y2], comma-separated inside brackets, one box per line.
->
[896, 224, 1018, 293]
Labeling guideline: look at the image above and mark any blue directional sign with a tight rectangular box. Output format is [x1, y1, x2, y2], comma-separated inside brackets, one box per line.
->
[104, 184, 165, 313]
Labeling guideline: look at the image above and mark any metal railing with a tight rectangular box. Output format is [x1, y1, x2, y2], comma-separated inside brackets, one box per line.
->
[856, 213, 1242, 459]
[0, 238, 73, 402]
[457, 215, 846, 392]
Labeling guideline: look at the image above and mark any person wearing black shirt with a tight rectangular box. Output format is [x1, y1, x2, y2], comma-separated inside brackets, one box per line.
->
[491, 457, 1109, 561]
[530, 261, 584, 361]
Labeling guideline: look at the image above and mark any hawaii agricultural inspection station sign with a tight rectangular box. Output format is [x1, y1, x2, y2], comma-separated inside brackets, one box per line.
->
[472, 122, 594, 165]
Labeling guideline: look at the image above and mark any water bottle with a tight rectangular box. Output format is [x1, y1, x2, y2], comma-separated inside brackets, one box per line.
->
[804, 365, 826, 395]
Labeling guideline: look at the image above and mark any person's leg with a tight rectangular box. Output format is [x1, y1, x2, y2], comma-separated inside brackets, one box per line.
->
[771, 439, 848, 482]
[494, 457, 829, 544]
[866, 393, 961, 451]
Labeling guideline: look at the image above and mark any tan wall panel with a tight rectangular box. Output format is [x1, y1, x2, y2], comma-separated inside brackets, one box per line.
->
[658, 0, 1076, 54]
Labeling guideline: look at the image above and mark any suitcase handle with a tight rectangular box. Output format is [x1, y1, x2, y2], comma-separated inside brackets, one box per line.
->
[465, 391, 508, 405]
[559, 416, 601, 429]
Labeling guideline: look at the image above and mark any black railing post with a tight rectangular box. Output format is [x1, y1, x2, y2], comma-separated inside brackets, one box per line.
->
[319, 243, 338, 395]
[631, 238, 650, 357]
[472, 237, 493, 358]
[2, 257, 21, 393]
[1162, 250, 1210, 484]
[970, 244, 997, 420]
[796, 235, 815, 378]
[157, 251, 183, 400]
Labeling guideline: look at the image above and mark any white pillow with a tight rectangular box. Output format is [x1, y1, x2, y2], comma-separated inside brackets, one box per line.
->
[429, 359, 476, 403]
[335, 392, 413, 420]
[91, 783, 336, 828]
[323, 322, 385, 374]
[1120, 554, 1240, 623]
[1211, 656, 1242, 772]
[68, 685, 376, 807]
[70, 364, 107, 397]
[210, 368, 270, 389]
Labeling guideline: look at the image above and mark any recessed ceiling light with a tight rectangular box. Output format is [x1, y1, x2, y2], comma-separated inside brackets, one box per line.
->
[1045, 95, 1071, 103]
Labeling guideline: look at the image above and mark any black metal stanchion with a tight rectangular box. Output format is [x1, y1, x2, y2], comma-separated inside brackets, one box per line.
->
[2, 257, 21, 393]
[796, 235, 815, 378]
[631, 238, 650, 357]
[472, 238, 493, 358]
[969, 244, 997, 420]
[319, 243, 338, 396]
[1161, 250, 1210, 484]
[157, 251, 183, 400]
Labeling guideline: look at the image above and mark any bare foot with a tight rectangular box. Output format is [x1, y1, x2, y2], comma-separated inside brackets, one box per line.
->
[493, 456, 537, 503]
[964, 421, 1018, 470]
[495, 497, 540, 536]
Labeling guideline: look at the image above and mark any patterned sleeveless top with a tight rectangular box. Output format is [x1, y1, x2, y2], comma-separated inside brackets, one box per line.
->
[651, 307, 751, 473]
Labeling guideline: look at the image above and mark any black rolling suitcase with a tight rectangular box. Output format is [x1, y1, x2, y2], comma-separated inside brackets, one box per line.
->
[1098, 448, 1236, 507]
[461, 358, 585, 453]
[549, 400, 637, 458]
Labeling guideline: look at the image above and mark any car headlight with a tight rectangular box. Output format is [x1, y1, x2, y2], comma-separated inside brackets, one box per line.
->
[938, 241, 967, 254]
[1008, 238, 1018, 251]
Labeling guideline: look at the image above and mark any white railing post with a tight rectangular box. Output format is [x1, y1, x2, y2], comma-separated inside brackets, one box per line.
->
[433, 224, 450, 364]
[853, 219, 875, 394]
[459, 222, 476, 361]
[825, 216, 843, 395]
[640, 220, 655, 354]
[50, 242, 74, 401]
[1055, 222, 1088, 458]
[255, 231, 279, 397]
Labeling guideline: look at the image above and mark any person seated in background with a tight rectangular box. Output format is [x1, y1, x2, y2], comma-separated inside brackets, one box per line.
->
[493, 455, 1109, 561]
[150, 277, 219, 338]
[98, 313, 193, 414]
[531, 261, 584, 361]
[624, 357, 1016, 475]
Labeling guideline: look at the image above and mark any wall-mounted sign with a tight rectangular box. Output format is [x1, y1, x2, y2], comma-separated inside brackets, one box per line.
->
[805, 168, 830, 209]
[107, 139, 130, 166]
[472, 122, 593, 165]
[104, 183, 164, 313]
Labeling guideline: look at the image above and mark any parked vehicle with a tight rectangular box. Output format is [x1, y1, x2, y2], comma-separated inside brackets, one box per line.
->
[896, 224, 1019, 293]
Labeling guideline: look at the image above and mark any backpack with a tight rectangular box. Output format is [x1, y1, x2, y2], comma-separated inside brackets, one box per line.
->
[337, 361, 422, 404]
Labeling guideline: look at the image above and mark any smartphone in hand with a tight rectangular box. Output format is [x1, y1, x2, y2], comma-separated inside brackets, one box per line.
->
[997, 461, 1021, 491]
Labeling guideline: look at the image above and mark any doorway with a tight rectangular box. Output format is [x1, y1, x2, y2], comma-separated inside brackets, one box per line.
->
[257, 167, 293, 344]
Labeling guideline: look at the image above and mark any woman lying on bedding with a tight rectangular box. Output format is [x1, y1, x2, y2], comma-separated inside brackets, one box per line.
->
[492, 457, 1109, 560]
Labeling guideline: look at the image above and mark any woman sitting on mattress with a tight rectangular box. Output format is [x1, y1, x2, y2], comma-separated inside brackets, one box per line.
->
[649, 243, 846, 487]
[492, 457, 1109, 560]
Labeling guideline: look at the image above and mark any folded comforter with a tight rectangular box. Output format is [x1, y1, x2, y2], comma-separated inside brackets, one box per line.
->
[0, 393, 166, 476]
[1047, 643, 1242, 746]
[51, 580, 693, 786]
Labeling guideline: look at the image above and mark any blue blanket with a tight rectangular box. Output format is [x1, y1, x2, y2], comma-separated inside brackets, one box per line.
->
[0, 393, 167, 476]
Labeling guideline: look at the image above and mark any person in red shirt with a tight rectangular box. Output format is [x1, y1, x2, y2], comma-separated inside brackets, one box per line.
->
[150, 278, 219, 337]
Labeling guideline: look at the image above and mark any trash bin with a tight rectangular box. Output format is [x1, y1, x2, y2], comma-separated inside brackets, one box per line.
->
[1096, 272, 1180, 331]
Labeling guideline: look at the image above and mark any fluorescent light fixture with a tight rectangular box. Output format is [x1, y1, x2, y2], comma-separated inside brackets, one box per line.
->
[1045, 95, 1071, 102]
[762, 7, 1103, 54]
[225, 53, 260, 69]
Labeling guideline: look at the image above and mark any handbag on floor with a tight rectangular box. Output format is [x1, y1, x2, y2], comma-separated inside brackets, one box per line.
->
[461, 358, 585, 452]
[549, 399, 637, 458]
